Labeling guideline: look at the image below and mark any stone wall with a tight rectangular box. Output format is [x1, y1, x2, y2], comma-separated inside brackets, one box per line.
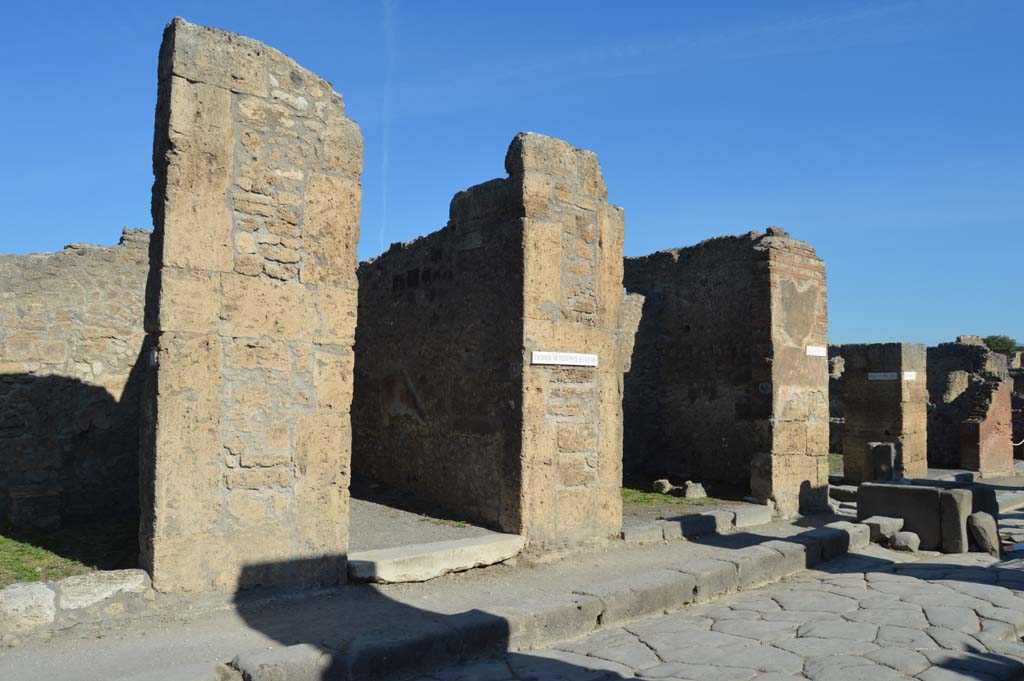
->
[927, 336, 1013, 476]
[832, 343, 927, 483]
[623, 228, 829, 515]
[1013, 368, 1023, 459]
[0, 229, 150, 530]
[141, 18, 362, 593]
[353, 133, 631, 546]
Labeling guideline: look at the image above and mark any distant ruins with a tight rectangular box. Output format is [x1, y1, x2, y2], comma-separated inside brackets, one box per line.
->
[140, 19, 362, 592]
[829, 343, 927, 483]
[352, 133, 635, 545]
[622, 229, 830, 515]
[927, 336, 1014, 477]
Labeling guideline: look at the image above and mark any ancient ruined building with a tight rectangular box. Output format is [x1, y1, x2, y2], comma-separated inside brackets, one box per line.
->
[830, 343, 928, 483]
[352, 133, 636, 546]
[927, 336, 1014, 477]
[622, 228, 829, 515]
[141, 19, 362, 592]
[0, 230, 149, 531]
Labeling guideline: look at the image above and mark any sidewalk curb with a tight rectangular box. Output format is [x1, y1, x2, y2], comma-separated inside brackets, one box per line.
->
[232, 520, 869, 681]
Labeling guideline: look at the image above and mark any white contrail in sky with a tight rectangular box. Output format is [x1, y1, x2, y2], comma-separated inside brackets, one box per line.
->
[379, 0, 397, 255]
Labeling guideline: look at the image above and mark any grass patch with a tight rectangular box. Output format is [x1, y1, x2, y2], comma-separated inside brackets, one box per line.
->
[0, 519, 137, 588]
[621, 487, 721, 507]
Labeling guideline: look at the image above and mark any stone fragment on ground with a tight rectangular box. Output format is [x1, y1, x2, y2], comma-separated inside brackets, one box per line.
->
[890, 531, 921, 552]
[968, 511, 1001, 557]
[864, 515, 904, 542]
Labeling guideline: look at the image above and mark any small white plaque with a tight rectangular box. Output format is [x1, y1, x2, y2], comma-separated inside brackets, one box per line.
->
[868, 372, 899, 381]
[531, 351, 598, 367]
[903, 371, 917, 381]
[806, 346, 827, 357]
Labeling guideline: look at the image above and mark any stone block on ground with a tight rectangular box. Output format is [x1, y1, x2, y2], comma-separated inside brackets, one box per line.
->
[940, 489, 972, 554]
[621, 524, 665, 544]
[863, 515, 904, 543]
[576, 569, 697, 627]
[857, 482, 942, 550]
[673, 558, 739, 602]
[825, 521, 871, 551]
[967, 512, 1000, 557]
[733, 504, 773, 528]
[348, 534, 525, 583]
[890, 531, 921, 552]
[829, 485, 858, 502]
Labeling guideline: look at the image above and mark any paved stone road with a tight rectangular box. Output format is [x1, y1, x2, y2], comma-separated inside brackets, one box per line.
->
[419, 552, 1024, 681]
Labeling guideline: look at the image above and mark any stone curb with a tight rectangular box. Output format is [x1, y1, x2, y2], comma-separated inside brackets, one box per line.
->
[232, 522, 865, 681]
[0, 569, 154, 642]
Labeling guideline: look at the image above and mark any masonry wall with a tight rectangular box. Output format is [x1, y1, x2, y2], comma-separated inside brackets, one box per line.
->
[1013, 368, 1023, 459]
[353, 133, 630, 545]
[623, 228, 829, 515]
[927, 337, 1013, 476]
[833, 343, 927, 483]
[0, 230, 149, 530]
[142, 18, 361, 593]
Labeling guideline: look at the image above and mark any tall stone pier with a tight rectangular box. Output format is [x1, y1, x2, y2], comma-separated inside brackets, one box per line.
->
[927, 336, 1014, 477]
[353, 133, 633, 546]
[832, 343, 927, 483]
[623, 228, 829, 515]
[141, 19, 362, 592]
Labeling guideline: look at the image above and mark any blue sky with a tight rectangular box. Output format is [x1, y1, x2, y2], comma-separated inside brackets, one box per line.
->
[0, 1, 1020, 345]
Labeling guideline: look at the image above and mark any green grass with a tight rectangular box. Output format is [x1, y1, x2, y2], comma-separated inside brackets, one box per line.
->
[0, 520, 137, 588]
[621, 487, 721, 507]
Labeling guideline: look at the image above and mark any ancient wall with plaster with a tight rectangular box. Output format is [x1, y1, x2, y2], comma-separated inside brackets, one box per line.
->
[623, 228, 829, 515]
[353, 133, 632, 546]
[927, 336, 1013, 476]
[831, 343, 927, 483]
[0, 229, 150, 531]
[141, 18, 361, 593]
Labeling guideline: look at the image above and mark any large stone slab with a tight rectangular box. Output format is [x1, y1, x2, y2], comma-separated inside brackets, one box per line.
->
[940, 489, 972, 554]
[348, 534, 524, 583]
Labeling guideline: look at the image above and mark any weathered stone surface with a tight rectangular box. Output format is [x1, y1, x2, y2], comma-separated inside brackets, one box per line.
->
[57, 569, 150, 610]
[940, 489, 972, 554]
[863, 515, 904, 542]
[890, 531, 921, 552]
[928, 339, 1014, 476]
[347, 534, 524, 583]
[967, 511, 1000, 557]
[0, 229, 149, 529]
[0, 582, 56, 634]
[832, 342, 928, 483]
[623, 228, 829, 516]
[141, 18, 361, 593]
[352, 133, 631, 547]
[858, 483, 942, 550]
[732, 504, 772, 528]
[825, 521, 871, 551]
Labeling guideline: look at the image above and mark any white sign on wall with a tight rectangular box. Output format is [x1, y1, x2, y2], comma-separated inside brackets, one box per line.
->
[903, 371, 917, 381]
[531, 351, 599, 367]
[805, 346, 827, 357]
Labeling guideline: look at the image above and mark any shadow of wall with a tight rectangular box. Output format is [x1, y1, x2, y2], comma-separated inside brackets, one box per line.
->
[0, 356, 146, 528]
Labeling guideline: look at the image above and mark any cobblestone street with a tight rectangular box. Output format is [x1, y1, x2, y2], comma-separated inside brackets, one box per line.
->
[422, 551, 1024, 681]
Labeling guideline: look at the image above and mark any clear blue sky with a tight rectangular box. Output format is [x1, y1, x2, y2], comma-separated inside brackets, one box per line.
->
[0, 1, 1020, 345]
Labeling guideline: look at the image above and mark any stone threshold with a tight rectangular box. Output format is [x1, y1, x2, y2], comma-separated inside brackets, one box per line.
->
[231, 521, 868, 681]
[621, 502, 774, 544]
[348, 533, 526, 584]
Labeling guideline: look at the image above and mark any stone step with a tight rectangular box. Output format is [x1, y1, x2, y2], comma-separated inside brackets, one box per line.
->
[828, 484, 858, 502]
[348, 533, 525, 584]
